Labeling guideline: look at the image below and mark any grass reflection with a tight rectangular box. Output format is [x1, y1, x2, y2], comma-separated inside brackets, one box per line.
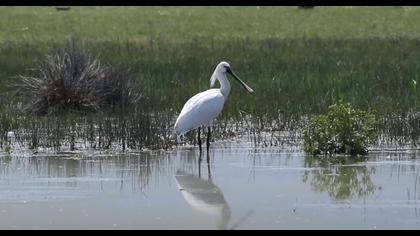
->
[302, 156, 380, 200]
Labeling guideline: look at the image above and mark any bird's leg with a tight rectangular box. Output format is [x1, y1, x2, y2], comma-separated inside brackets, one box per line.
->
[206, 151, 212, 180]
[197, 127, 202, 153]
[198, 151, 202, 178]
[206, 127, 211, 153]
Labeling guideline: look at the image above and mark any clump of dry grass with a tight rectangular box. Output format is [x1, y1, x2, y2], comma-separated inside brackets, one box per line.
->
[16, 41, 141, 115]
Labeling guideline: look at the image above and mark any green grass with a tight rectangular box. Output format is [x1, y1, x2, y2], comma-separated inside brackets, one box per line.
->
[2, 6, 420, 43]
[0, 6, 420, 150]
[2, 37, 419, 115]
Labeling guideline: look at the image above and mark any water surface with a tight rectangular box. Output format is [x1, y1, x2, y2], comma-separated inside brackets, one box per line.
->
[0, 139, 420, 229]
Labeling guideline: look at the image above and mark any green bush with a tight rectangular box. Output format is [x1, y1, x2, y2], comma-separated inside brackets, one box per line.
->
[303, 102, 377, 156]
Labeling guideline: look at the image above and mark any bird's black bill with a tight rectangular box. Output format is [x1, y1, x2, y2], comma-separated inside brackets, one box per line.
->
[226, 68, 254, 93]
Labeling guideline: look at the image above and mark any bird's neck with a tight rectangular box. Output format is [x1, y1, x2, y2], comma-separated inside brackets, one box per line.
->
[217, 72, 231, 99]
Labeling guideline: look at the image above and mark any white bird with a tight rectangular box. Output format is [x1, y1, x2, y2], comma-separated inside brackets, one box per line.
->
[174, 61, 254, 152]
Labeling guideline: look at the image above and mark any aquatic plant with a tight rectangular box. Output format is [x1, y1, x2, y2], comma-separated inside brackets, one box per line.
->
[15, 40, 141, 115]
[3, 144, 12, 154]
[303, 102, 377, 156]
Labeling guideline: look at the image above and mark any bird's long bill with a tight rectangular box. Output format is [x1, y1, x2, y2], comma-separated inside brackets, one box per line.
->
[227, 69, 254, 93]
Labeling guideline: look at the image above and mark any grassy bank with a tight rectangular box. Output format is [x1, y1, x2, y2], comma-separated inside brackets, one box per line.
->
[2, 37, 419, 116]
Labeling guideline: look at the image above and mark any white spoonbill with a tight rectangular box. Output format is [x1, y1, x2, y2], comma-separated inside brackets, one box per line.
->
[174, 61, 254, 152]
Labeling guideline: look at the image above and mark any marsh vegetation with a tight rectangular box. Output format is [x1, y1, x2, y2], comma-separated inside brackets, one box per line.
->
[0, 6, 419, 152]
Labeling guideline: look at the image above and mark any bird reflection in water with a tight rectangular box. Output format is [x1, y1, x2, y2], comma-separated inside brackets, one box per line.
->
[175, 152, 231, 230]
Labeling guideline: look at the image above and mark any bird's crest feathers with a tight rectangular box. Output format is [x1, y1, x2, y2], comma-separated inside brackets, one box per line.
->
[210, 70, 217, 88]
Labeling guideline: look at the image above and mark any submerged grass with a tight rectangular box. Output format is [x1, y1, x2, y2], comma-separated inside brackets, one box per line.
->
[1, 107, 175, 151]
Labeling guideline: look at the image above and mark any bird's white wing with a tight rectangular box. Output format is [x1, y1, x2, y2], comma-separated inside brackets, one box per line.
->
[175, 89, 225, 135]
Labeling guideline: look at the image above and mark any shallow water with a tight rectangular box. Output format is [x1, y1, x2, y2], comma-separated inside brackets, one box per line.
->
[0, 139, 420, 229]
